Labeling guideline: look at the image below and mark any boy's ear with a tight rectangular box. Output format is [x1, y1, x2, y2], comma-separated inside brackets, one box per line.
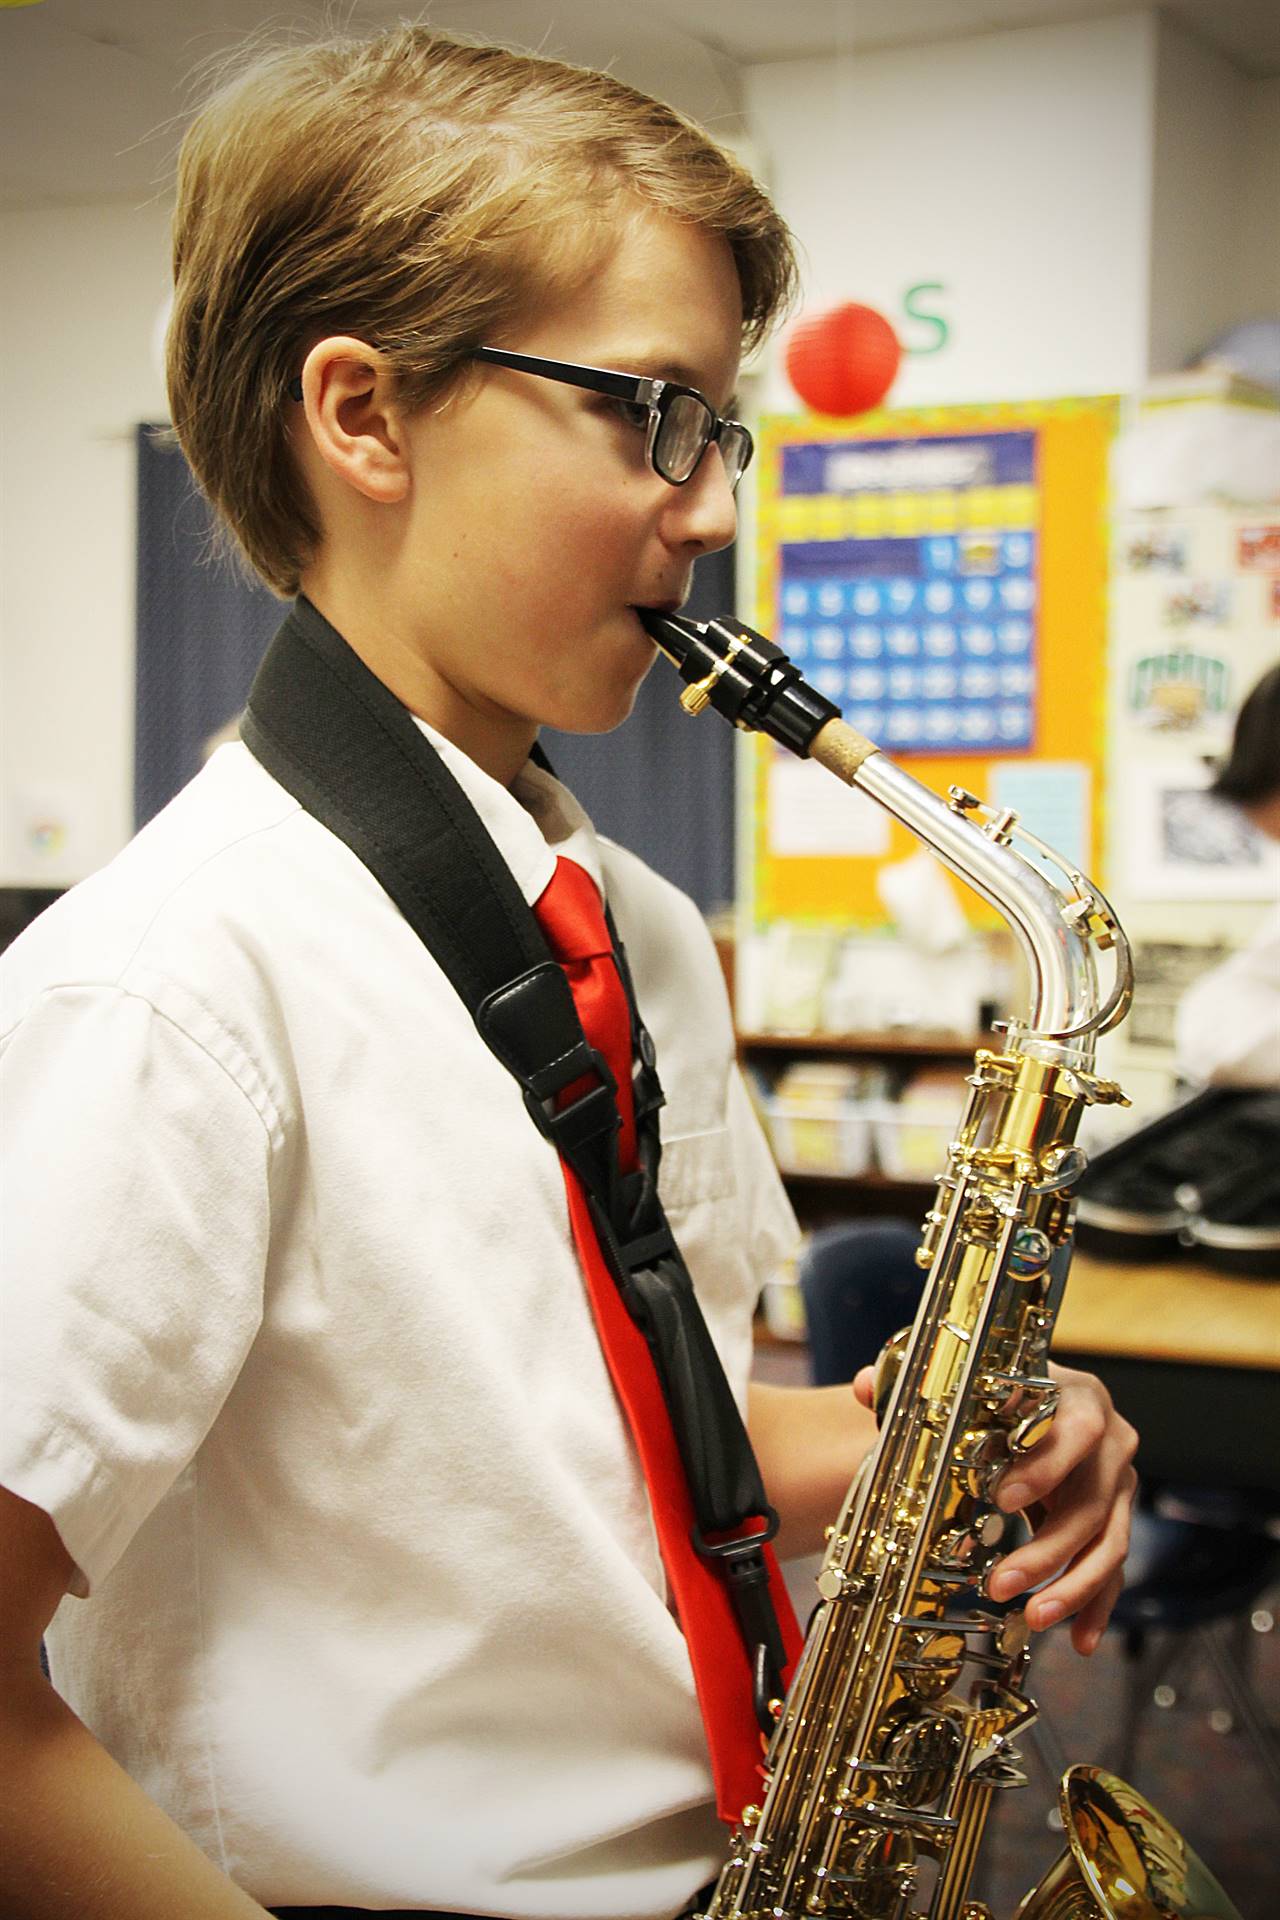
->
[295, 336, 411, 504]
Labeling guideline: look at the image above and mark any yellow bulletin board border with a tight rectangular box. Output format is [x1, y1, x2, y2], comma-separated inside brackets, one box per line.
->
[750, 397, 1120, 927]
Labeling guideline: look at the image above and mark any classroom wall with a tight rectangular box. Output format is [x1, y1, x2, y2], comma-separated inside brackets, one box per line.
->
[1147, 15, 1256, 374]
[1, 11, 1277, 887]
[0, 200, 171, 885]
[743, 14, 1157, 412]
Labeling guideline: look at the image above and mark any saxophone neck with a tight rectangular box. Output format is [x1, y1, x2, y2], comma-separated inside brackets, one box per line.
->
[820, 728, 1131, 1054]
[637, 608, 1133, 1052]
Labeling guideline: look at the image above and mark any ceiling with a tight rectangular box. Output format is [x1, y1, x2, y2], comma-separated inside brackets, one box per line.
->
[2, 0, 1278, 211]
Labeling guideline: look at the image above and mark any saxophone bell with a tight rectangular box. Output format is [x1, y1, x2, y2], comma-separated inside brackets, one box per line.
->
[1013, 1767, 1240, 1920]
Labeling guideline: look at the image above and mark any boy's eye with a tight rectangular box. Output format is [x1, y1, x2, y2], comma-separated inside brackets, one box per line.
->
[615, 400, 649, 430]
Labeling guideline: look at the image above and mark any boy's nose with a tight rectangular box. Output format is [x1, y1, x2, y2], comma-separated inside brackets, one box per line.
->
[662, 442, 738, 555]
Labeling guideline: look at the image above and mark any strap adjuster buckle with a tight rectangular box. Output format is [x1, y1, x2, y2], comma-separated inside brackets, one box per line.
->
[691, 1509, 780, 1567]
[692, 1512, 787, 1734]
[522, 1047, 620, 1156]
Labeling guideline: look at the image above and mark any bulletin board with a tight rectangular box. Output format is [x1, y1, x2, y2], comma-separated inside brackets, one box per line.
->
[749, 397, 1119, 926]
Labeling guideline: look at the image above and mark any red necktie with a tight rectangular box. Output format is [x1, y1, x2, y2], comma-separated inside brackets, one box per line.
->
[533, 854, 801, 1823]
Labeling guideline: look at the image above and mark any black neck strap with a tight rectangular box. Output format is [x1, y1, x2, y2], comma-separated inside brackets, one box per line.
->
[243, 598, 787, 1724]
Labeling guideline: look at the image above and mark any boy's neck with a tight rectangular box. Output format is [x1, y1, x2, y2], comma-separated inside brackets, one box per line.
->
[298, 586, 538, 787]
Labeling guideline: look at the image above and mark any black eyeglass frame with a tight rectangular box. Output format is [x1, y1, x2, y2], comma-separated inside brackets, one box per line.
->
[469, 346, 753, 493]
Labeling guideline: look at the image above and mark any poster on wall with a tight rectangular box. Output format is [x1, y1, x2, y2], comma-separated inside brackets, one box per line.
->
[1122, 758, 1280, 903]
[750, 399, 1118, 926]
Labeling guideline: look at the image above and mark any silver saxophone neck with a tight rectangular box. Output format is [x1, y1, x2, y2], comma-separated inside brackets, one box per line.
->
[638, 609, 1132, 1056]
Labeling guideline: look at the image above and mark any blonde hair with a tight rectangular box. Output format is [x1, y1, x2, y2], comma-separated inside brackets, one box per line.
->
[167, 25, 797, 596]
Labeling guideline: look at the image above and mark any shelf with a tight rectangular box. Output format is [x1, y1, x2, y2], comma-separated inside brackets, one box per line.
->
[739, 1027, 971, 1229]
[738, 1029, 985, 1060]
[778, 1168, 938, 1193]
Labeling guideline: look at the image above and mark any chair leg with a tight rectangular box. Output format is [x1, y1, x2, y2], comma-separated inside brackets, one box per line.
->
[1199, 1620, 1280, 1812]
[1025, 1706, 1071, 1829]
[1117, 1628, 1189, 1781]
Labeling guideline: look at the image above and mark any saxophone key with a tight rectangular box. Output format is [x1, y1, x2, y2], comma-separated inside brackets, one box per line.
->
[837, 1799, 959, 1838]
[895, 1629, 966, 1698]
[967, 1752, 1029, 1790]
[824, 1834, 918, 1916]
[953, 1429, 1007, 1500]
[994, 1612, 1031, 1661]
[1007, 1225, 1053, 1277]
[891, 1612, 991, 1635]
[1007, 1397, 1058, 1454]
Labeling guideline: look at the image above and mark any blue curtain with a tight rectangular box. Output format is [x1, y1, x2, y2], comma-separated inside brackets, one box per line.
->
[134, 428, 736, 911]
[134, 429, 283, 830]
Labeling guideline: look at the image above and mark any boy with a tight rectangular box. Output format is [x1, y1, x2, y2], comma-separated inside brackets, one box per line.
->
[0, 27, 1136, 1919]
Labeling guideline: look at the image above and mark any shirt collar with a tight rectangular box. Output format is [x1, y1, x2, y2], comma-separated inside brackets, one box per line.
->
[411, 718, 605, 907]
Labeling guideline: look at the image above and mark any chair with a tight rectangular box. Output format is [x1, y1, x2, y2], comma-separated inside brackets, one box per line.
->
[797, 1219, 925, 1387]
[1106, 1490, 1280, 1803]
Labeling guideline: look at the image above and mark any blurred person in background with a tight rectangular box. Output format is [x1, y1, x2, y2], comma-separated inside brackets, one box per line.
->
[1176, 662, 1280, 1089]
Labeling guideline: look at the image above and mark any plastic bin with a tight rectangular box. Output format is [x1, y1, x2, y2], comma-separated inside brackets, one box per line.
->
[873, 1067, 968, 1179]
[760, 1272, 809, 1342]
[763, 1061, 883, 1176]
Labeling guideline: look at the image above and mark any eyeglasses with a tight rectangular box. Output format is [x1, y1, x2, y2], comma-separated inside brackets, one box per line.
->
[470, 346, 753, 494]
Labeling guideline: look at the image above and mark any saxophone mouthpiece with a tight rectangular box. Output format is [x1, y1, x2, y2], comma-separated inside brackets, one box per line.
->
[636, 609, 840, 757]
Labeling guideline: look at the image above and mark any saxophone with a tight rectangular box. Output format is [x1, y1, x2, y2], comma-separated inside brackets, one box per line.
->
[639, 611, 1242, 1920]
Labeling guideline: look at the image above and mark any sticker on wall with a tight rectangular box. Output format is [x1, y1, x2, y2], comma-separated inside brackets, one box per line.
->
[989, 761, 1090, 874]
[1122, 529, 1188, 573]
[1127, 650, 1231, 732]
[767, 751, 890, 858]
[6, 783, 90, 873]
[1237, 525, 1280, 572]
[1160, 581, 1232, 628]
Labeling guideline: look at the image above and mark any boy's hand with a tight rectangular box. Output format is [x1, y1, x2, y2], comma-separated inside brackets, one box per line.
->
[852, 1359, 1137, 1656]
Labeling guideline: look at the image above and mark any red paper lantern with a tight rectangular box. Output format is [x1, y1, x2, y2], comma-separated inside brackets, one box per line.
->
[785, 302, 902, 416]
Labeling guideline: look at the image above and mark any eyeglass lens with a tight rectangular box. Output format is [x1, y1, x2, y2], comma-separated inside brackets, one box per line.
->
[656, 393, 751, 492]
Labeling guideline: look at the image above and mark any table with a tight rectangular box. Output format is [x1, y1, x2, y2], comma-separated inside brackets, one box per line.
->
[1052, 1252, 1280, 1497]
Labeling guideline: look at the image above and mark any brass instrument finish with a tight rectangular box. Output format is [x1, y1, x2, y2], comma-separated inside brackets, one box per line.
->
[637, 611, 1242, 1920]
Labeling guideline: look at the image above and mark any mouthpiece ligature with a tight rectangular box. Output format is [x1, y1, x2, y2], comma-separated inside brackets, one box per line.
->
[638, 610, 841, 757]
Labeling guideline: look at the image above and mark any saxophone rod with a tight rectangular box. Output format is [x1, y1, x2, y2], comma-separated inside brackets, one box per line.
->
[638, 609, 1131, 1046]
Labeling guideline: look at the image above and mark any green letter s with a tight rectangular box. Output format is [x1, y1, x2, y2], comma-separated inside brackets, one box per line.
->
[902, 282, 949, 355]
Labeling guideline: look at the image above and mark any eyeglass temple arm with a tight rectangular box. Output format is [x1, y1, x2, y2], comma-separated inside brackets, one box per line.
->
[471, 348, 654, 405]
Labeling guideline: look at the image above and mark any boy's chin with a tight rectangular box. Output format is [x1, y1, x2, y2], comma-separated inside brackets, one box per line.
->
[550, 677, 650, 739]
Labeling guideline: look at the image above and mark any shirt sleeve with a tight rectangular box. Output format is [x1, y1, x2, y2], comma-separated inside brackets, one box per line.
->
[1, 982, 273, 1593]
[1173, 907, 1280, 1090]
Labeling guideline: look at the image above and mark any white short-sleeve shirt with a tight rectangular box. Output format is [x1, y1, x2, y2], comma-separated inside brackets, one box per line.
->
[1174, 900, 1280, 1089]
[0, 732, 797, 1917]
